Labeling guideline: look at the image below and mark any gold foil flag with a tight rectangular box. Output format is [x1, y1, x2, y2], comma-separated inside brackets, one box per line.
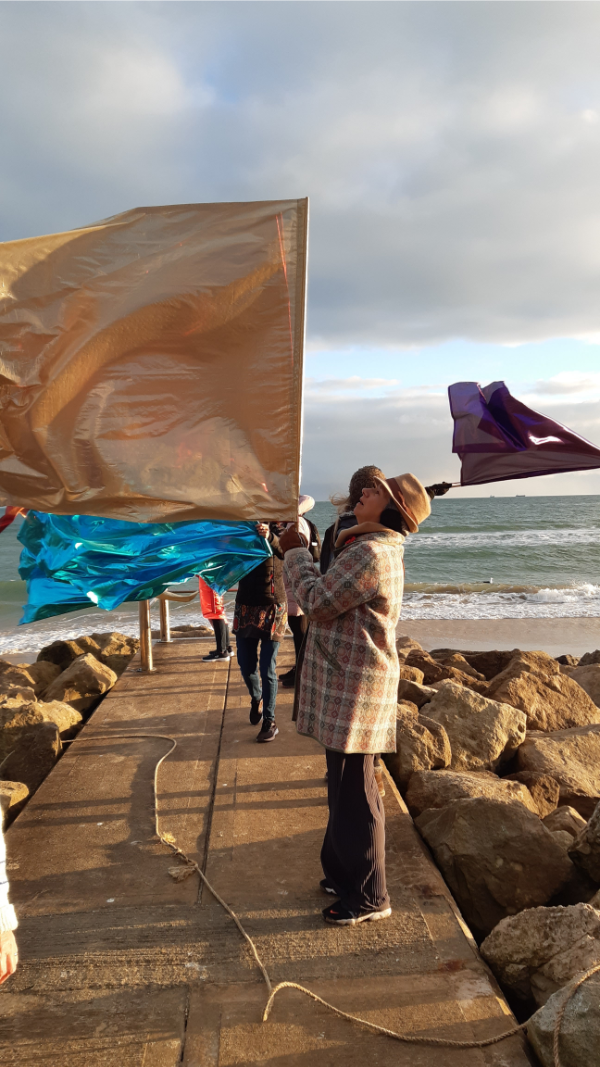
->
[0, 199, 308, 522]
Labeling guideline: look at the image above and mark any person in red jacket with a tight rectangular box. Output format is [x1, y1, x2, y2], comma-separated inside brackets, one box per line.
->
[199, 577, 233, 662]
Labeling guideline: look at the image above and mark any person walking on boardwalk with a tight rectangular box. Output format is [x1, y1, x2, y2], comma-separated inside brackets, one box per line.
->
[0, 819, 18, 983]
[199, 576, 233, 662]
[279, 473, 432, 925]
[279, 495, 321, 690]
[233, 522, 287, 743]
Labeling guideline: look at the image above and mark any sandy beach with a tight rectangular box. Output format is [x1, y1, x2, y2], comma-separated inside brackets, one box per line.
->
[399, 617, 600, 657]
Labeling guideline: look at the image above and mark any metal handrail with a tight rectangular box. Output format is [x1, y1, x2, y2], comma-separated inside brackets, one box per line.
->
[138, 589, 200, 669]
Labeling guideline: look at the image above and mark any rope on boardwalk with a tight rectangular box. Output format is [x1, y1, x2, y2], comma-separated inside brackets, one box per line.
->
[68, 730, 597, 1063]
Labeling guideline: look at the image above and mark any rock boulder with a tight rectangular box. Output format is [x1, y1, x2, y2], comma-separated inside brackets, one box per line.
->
[404, 650, 487, 692]
[516, 724, 600, 818]
[37, 632, 138, 677]
[405, 768, 538, 817]
[0, 721, 61, 795]
[422, 681, 526, 772]
[487, 655, 600, 732]
[37, 636, 103, 671]
[504, 771, 560, 818]
[543, 807, 587, 839]
[459, 649, 517, 681]
[580, 649, 600, 666]
[396, 634, 423, 652]
[398, 665, 424, 684]
[90, 632, 139, 676]
[43, 653, 117, 713]
[0, 780, 28, 825]
[480, 902, 600, 1006]
[528, 970, 600, 1067]
[568, 800, 600, 882]
[0, 697, 81, 750]
[397, 678, 438, 708]
[428, 652, 486, 680]
[570, 664, 600, 706]
[416, 798, 574, 938]
[383, 705, 451, 790]
[0, 683, 37, 706]
[0, 660, 62, 697]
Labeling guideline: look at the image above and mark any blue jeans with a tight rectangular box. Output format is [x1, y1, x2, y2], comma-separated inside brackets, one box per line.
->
[235, 636, 280, 723]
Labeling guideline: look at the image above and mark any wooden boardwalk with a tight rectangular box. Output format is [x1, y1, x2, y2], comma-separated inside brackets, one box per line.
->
[0, 638, 534, 1065]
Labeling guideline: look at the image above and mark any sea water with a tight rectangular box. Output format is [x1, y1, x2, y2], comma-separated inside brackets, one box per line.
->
[312, 495, 600, 622]
[0, 495, 598, 656]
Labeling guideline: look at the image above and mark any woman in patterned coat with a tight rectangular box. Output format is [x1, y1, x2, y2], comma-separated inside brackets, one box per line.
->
[279, 472, 432, 926]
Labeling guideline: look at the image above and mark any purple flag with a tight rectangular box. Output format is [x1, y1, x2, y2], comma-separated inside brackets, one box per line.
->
[449, 381, 600, 486]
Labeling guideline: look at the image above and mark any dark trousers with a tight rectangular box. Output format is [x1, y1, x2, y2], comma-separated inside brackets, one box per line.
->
[322, 749, 389, 913]
[288, 615, 308, 662]
[210, 618, 230, 654]
[236, 636, 279, 722]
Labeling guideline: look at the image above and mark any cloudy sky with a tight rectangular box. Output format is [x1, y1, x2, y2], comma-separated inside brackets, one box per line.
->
[2, 1, 600, 498]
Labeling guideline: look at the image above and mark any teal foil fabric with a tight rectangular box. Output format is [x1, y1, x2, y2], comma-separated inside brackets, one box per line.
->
[18, 512, 271, 623]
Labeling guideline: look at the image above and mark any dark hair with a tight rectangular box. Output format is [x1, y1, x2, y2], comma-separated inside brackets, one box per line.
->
[331, 464, 385, 513]
[380, 505, 408, 535]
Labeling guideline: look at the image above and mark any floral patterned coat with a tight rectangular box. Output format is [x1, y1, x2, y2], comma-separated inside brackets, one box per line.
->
[284, 524, 405, 753]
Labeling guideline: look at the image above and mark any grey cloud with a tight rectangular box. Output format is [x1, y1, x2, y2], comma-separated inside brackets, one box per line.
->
[301, 387, 600, 499]
[532, 376, 600, 395]
[3, 3, 600, 346]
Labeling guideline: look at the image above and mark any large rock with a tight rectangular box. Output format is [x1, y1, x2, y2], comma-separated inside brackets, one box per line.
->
[397, 678, 438, 708]
[0, 683, 37, 705]
[528, 970, 600, 1067]
[404, 650, 487, 693]
[516, 725, 600, 818]
[396, 635, 423, 660]
[383, 705, 451, 790]
[543, 807, 587, 839]
[404, 650, 454, 684]
[568, 800, 600, 882]
[487, 654, 600, 732]
[580, 649, 600, 666]
[43, 653, 117, 713]
[480, 903, 600, 1006]
[37, 632, 138, 677]
[0, 721, 61, 795]
[504, 771, 560, 818]
[37, 636, 103, 671]
[416, 798, 574, 938]
[398, 665, 424, 684]
[447, 648, 516, 681]
[0, 780, 28, 825]
[405, 768, 538, 817]
[0, 698, 81, 754]
[90, 632, 139, 676]
[422, 681, 526, 772]
[570, 664, 600, 706]
[427, 652, 486, 680]
[0, 660, 61, 697]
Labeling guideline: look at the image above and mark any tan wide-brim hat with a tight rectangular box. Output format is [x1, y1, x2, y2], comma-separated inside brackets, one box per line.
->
[374, 473, 431, 534]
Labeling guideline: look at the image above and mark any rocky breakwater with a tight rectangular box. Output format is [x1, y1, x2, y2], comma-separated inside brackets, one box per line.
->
[0, 632, 139, 826]
[387, 637, 600, 1066]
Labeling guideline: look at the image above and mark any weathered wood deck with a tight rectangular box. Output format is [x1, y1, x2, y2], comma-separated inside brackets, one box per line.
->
[0, 637, 534, 1065]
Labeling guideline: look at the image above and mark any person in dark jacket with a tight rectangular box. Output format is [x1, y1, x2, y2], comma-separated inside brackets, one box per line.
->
[233, 522, 287, 743]
[320, 466, 385, 575]
[321, 467, 453, 573]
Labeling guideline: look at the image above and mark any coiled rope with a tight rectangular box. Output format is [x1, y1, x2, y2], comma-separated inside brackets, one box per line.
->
[67, 730, 599, 1064]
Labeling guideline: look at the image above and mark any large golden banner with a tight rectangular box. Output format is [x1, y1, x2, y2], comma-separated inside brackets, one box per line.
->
[0, 199, 308, 522]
